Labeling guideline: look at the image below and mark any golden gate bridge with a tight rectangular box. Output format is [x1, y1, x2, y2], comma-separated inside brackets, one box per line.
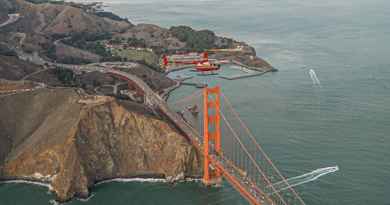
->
[171, 86, 306, 205]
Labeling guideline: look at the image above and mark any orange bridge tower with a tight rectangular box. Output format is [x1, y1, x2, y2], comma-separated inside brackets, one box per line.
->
[202, 86, 222, 186]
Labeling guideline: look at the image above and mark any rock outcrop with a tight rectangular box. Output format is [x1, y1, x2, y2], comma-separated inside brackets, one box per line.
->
[0, 88, 201, 202]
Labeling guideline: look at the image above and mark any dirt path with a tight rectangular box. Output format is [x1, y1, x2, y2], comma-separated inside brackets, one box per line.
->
[21, 66, 50, 80]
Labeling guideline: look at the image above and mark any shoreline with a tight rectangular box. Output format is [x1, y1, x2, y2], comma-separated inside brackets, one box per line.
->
[0, 175, 202, 202]
[0, 179, 52, 189]
[161, 80, 181, 101]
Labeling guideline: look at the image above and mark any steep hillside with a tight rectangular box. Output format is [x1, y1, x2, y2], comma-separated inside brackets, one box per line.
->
[8, 0, 132, 35]
[0, 0, 19, 13]
[0, 55, 43, 80]
[117, 24, 187, 52]
[54, 42, 102, 64]
[0, 88, 201, 202]
[0, 0, 132, 58]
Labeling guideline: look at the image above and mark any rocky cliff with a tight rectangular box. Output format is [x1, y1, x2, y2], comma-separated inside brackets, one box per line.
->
[0, 88, 201, 202]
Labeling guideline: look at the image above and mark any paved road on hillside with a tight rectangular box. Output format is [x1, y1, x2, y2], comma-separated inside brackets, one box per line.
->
[104, 69, 203, 146]
[0, 14, 20, 28]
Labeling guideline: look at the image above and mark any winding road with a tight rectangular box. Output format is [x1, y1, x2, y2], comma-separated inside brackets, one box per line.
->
[0, 14, 20, 28]
[105, 69, 203, 147]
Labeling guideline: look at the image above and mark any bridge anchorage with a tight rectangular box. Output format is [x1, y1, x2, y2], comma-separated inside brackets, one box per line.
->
[173, 85, 306, 205]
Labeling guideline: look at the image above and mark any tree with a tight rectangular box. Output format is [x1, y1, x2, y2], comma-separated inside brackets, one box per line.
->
[55, 68, 75, 85]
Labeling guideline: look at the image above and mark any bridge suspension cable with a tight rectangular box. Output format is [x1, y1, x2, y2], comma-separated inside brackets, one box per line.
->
[221, 94, 306, 205]
[220, 110, 288, 205]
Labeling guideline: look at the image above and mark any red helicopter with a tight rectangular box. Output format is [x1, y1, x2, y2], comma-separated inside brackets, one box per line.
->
[195, 61, 221, 72]
[162, 52, 221, 73]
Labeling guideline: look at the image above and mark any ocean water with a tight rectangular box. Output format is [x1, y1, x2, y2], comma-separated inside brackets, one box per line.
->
[1, 0, 390, 204]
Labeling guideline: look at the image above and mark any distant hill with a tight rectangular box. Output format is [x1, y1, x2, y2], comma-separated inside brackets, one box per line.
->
[0, 0, 133, 63]
[4, 0, 132, 35]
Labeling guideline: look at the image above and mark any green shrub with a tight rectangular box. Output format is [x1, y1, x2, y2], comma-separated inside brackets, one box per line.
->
[54, 68, 75, 85]
[62, 32, 113, 58]
[126, 38, 146, 48]
[169, 26, 216, 51]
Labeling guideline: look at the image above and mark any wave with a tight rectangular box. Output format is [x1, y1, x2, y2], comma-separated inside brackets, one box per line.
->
[0, 180, 52, 190]
[49, 199, 60, 205]
[96, 178, 167, 186]
[77, 193, 96, 202]
[96, 177, 201, 186]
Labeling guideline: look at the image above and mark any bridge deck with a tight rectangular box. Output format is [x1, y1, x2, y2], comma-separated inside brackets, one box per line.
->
[211, 155, 272, 205]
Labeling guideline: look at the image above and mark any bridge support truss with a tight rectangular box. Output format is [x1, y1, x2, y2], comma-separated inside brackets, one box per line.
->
[202, 86, 222, 186]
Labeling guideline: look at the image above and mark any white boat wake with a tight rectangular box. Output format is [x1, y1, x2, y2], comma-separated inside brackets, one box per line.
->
[268, 166, 339, 194]
[309, 69, 321, 87]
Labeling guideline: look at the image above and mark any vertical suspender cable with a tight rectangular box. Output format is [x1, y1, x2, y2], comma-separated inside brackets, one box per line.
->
[222, 94, 306, 205]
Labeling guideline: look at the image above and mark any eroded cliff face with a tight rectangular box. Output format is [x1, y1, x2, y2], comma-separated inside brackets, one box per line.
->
[0, 88, 201, 202]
